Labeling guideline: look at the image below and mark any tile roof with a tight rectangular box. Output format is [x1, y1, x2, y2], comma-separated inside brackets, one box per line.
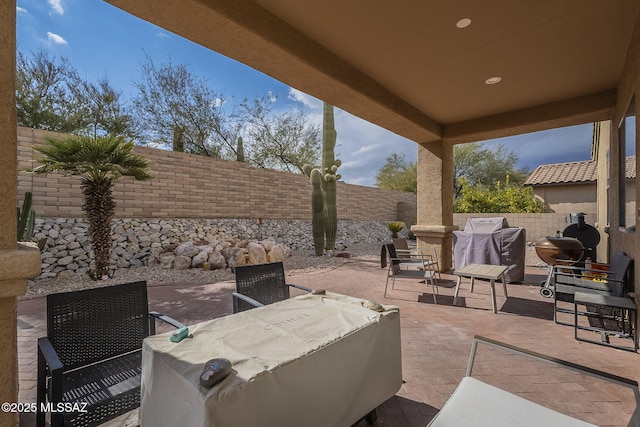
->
[524, 156, 636, 186]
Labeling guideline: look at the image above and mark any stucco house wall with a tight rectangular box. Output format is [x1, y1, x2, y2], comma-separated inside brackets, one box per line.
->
[532, 183, 597, 216]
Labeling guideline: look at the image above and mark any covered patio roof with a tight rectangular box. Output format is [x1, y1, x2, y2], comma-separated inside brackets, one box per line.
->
[105, 0, 640, 144]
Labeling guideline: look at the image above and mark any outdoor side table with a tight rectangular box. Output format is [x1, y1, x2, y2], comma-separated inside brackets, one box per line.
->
[140, 292, 402, 427]
[453, 264, 509, 313]
[573, 292, 638, 352]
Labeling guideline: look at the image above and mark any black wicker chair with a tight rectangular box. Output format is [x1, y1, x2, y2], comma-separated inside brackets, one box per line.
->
[36, 281, 185, 427]
[232, 262, 312, 313]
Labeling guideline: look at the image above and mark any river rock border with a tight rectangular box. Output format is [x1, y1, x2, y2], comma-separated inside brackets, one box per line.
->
[32, 218, 394, 279]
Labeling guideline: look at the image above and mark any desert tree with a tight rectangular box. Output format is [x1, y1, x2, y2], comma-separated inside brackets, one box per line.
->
[453, 142, 529, 197]
[16, 50, 88, 132]
[132, 54, 239, 157]
[375, 143, 529, 197]
[238, 93, 321, 173]
[77, 77, 137, 139]
[375, 153, 417, 193]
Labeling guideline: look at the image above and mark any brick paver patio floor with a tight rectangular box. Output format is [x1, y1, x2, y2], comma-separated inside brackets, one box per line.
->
[17, 257, 640, 426]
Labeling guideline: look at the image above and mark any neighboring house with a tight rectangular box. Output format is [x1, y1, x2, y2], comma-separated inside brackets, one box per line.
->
[524, 157, 636, 223]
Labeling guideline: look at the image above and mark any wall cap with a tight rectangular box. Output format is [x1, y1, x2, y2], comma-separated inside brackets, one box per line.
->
[411, 224, 458, 236]
[0, 243, 42, 289]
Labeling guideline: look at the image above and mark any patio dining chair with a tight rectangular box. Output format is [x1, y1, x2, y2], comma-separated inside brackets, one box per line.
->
[554, 250, 633, 326]
[384, 243, 438, 302]
[232, 261, 312, 313]
[36, 281, 185, 427]
[392, 237, 441, 278]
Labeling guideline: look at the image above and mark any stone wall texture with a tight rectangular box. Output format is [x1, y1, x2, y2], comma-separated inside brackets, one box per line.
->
[33, 218, 393, 278]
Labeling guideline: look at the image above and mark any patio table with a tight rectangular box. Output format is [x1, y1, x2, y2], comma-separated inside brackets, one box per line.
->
[140, 291, 402, 427]
[453, 263, 509, 313]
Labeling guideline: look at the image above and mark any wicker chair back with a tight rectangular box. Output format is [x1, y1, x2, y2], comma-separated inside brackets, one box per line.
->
[46, 280, 150, 370]
[234, 262, 290, 312]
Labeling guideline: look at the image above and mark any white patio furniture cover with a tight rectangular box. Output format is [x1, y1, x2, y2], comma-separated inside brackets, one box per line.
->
[140, 292, 401, 427]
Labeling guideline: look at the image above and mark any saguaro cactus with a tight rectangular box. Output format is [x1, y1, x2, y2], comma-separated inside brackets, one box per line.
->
[17, 191, 46, 250]
[303, 102, 341, 256]
[236, 136, 246, 162]
[17, 191, 35, 242]
[310, 169, 326, 255]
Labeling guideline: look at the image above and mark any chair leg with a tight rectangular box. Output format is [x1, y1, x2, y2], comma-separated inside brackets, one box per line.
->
[429, 273, 438, 304]
[365, 409, 377, 424]
[423, 263, 438, 304]
[453, 276, 463, 305]
[432, 249, 441, 279]
[384, 274, 390, 297]
[36, 348, 46, 427]
[501, 273, 508, 298]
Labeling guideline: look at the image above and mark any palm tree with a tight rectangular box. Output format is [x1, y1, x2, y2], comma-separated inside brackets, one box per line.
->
[30, 135, 153, 278]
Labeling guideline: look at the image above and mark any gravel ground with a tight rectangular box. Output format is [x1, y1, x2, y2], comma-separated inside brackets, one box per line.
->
[22, 243, 546, 299]
[22, 244, 381, 299]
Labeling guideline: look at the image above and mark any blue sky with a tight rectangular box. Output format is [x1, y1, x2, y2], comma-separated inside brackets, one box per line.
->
[16, 0, 595, 187]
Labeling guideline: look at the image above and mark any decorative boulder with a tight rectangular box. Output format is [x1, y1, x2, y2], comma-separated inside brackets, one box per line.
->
[175, 242, 200, 258]
[223, 247, 249, 268]
[267, 244, 287, 262]
[207, 251, 227, 270]
[174, 255, 192, 270]
[207, 240, 223, 251]
[247, 242, 267, 265]
[261, 240, 277, 252]
[196, 245, 214, 254]
[192, 250, 209, 268]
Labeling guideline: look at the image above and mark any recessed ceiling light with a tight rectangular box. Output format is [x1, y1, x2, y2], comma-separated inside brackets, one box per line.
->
[456, 18, 471, 29]
[485, 76, 502, 85]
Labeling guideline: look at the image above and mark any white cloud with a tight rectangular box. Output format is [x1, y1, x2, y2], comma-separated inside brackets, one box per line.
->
[156, 32, 170, 39]
[211, 98, 225, 108]
[288, 88, 321, 110]
[47, 0, 64, 15]
[47, 32, 68, 45]
[284, 87, 418, 187]
[352, 144, 382, 156]
[331, 109, 417, 187]
[16, 6, 27, 13]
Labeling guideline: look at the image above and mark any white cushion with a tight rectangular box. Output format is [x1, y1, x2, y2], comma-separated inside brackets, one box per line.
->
[427, 377, 596, 427]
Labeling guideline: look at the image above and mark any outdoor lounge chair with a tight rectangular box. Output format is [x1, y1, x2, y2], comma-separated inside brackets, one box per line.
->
[427, 336, 640, 426]
[554, 250, 633, 326]
[383, 243, 438, 302]
[36, 281, 185, 427]
[232, 261, 312, 313]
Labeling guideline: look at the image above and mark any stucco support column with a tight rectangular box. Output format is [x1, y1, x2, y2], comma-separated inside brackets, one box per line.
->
[411, 141, 457, 271]
[0, 1, 42, 426]
[595, 121, 611, 262]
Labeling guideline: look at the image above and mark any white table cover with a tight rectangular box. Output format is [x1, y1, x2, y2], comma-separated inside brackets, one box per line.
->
[140, 292, 401, 427]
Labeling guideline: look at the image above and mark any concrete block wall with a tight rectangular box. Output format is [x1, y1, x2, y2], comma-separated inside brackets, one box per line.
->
[17, 127, 416, 221]
[20, 127, 590, 243]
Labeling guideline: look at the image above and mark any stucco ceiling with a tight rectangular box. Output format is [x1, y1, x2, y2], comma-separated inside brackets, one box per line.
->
[106, 0, 640, 144]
